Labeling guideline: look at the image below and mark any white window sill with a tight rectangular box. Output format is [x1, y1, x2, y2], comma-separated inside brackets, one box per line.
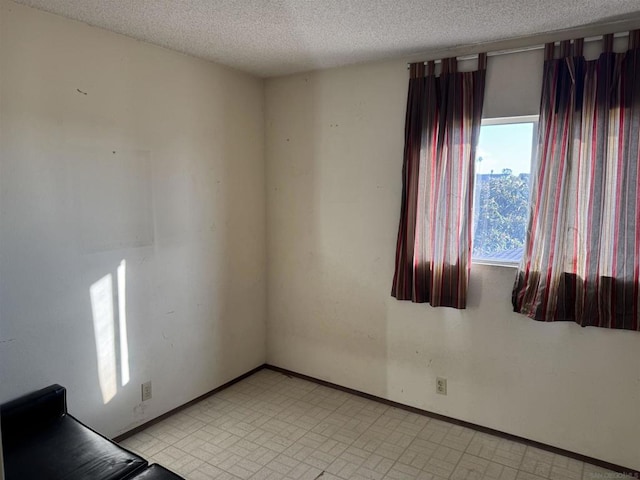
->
[472, 259, 520, 268]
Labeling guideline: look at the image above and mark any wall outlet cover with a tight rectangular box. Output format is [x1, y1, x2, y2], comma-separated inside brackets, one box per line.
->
[141, 381, 152, 401]
[436, 377, 447, 395]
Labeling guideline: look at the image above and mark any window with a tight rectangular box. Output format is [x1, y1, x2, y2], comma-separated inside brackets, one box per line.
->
[472, 116, 538, 266]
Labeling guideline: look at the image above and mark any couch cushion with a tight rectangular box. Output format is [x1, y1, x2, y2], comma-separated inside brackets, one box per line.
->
[129, 464, 184, 479]
[3, 414, 147, 480]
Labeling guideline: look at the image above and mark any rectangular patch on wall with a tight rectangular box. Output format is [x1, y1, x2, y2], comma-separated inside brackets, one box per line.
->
[68, 149, 154, 252]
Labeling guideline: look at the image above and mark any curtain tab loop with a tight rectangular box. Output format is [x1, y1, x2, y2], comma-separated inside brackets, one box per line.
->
[573, 38, 584, 57]
[603, 34, 613, 52]
[427, 60, 436, 76]
[560, 40, 571, 58]
[409, 62, 425, 79]
[478, 52, 487, 70]
[629, 30, 640, 49]
[441, 57, 457, 75]
[544, 43, 555, 60]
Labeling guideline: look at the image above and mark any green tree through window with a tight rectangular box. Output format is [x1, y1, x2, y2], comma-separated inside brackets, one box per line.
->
[473, 169, 530, 258]
[472, 119, 536, 264]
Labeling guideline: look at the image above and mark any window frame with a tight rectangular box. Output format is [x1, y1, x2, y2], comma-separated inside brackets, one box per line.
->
[471, 115, 539, 268]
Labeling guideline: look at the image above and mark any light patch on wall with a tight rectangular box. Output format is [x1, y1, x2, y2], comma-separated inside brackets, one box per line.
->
[90, 273, 117, 404]
[90, 259, 131, 404]
[117, 259, 130, 386]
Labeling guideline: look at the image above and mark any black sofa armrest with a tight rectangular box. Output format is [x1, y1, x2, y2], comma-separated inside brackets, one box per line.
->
[1, 385, 185, 480]
[1, 384, 66, 439]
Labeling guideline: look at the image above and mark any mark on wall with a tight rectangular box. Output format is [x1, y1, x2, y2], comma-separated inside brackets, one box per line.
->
[76, 88, 88, 95]
[133, 402, 148, 419]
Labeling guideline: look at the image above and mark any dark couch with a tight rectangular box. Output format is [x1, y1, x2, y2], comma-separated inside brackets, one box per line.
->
[1, 384, 184, 480]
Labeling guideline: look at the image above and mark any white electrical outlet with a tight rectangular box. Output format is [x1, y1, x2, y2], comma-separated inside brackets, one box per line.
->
[141, 381, 152, 401]
[436, 377, 447, 395]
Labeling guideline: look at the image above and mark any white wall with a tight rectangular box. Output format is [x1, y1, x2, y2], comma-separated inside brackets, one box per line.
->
[2, 0, 639, 469]
[265, 51, 640, 469]
[0, 0, 266, 437]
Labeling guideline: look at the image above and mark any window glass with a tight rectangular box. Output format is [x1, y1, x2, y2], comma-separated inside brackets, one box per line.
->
[473, 120, 536, 265]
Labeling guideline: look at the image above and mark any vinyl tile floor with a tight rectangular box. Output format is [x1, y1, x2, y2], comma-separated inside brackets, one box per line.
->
[119, 369, 628, 480]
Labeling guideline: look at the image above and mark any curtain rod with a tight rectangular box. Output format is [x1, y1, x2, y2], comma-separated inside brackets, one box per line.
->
[408, 31, 630, 67]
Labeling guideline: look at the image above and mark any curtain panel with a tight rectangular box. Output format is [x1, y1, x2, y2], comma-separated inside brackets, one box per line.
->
[513, 32, 640, 330]
[392, 56, 487, 309]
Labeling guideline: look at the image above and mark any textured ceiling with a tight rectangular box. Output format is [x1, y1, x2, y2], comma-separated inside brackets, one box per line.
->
[12, 0, 640, 77]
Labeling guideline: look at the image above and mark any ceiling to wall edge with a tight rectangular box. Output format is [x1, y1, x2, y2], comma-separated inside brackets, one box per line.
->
[258, 15, 640, 79]
[6, 1, 640, 79]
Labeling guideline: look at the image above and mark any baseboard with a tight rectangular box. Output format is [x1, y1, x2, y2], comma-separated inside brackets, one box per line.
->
[264, 364, 639, 477]
[112, 362, 638, 476]
[112, 364, 267, 443]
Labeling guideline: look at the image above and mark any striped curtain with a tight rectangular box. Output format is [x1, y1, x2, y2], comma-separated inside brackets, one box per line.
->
[513, 32, 640, 330]
[392, 56, 487, 309]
